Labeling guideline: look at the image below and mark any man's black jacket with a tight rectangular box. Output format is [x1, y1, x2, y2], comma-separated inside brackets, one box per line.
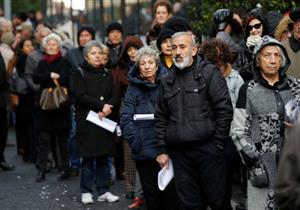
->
[154, 55, 233, 154]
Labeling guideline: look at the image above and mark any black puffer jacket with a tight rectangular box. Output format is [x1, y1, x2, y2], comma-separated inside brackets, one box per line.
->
[155, 55, 233, 153]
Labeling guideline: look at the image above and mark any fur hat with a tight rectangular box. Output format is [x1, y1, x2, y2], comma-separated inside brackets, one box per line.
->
[290, 7, 300, 22]
[163, 16, 191, 32]
[156, 29, 175, 51]
[106, 21, 123, 35]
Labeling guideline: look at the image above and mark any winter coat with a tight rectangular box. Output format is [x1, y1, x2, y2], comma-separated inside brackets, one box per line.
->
[112, 35, 144, 114]
[71, 61, 118, 157]
[65, 47, 84, 69]
[120, 64, 167, 160]
[275, 123, 300, 210]
[25, 48, 44, 92]
[0, 53, 8, 109]
[282, 37, 300, 79]
[155, 55, 233, 154]
[33, 56, 71, 131]
[231, 36, 300, 210]
[106, 40, 122, 68]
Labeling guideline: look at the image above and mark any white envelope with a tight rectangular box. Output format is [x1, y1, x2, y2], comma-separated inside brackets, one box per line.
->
[157, 159, 174, 191]
[86, 110, 117, 133]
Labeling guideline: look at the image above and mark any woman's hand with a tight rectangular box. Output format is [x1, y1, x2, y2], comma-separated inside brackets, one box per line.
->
[50, 72, 60, 79]
[98, 104, 113, 120]
[284, 121, 294, 129]
[246, 35, 261, 48]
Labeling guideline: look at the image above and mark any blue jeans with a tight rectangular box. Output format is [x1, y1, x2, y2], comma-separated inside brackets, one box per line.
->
[68, 105, 80, 168]
[80, 156, 110, 195]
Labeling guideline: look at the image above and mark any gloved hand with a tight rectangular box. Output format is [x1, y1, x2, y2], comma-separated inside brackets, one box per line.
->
[246, 35, 262, 48]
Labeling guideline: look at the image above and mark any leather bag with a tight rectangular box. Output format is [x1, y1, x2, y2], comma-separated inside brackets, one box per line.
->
[39, 79, 69, 110]
[10, 71, 28, 94]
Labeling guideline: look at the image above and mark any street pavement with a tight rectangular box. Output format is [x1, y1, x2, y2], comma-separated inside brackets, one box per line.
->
[0, 129, 243, 210]
[0, 129, 136, 210]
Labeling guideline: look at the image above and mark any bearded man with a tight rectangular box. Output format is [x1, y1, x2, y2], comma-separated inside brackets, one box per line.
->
[155, 32, 233, 210]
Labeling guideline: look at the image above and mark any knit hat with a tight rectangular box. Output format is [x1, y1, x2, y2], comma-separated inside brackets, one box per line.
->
[163, 16, 191, 32]
[1, 31, 14, 45]
[106, 21, 123, 35]
[77, 24, 95, 45]
[156, 29, 175, 51]
[213, 9, 233, 31]
[290, 7, 300, 22]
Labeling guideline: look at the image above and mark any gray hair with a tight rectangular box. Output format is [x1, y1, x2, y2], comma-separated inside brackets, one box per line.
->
[135, 46, 160, 68]
[83, 40, 103, 57]
[256, 45, 287, 68]
[41, 33, 62, 50]
[171, 31, 197, 47]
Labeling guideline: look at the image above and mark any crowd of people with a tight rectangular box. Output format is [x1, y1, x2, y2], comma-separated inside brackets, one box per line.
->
[1, 1, 300, 210]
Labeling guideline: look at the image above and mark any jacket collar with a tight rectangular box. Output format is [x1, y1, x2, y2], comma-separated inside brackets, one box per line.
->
[166, 55, 204, 85]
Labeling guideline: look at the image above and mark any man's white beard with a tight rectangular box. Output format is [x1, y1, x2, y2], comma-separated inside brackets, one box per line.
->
[173, 56, 192, 70]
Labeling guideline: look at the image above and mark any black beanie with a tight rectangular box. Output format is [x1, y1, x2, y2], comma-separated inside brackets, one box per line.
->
[77, 24, 96, 45]
[156, 29, 175, 51]
[106, 22, 123, 35]
[163, 16, 192, 32]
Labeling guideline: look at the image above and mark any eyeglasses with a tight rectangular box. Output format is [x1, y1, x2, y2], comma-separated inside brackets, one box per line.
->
[247, 23, 262, 31]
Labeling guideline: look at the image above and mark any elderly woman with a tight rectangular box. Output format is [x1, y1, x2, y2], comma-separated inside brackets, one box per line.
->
[71, 40, 119, 205]
[232, 36, 300, 210]
[33, 33, 72, 182]
[120, 47, 179, 210]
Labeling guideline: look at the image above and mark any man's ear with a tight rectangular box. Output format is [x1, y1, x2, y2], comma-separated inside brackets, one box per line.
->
[192, 46, 198, 56]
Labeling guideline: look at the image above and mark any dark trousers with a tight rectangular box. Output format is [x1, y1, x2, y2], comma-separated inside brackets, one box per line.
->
[0, 107, 7, 162]
[80, 156, 110, 195]
[36, 130, 69, 172]
[15, 101, 34, 161]
[135, 159, 180, 210]
[68, 105, 80, 168]
[168, 141, 230, 210]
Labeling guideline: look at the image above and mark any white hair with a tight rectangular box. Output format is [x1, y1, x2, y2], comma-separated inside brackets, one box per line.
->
[41, 33, 62, 50]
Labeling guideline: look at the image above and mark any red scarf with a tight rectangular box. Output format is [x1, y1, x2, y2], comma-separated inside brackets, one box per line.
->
[44, 51, 62, 64]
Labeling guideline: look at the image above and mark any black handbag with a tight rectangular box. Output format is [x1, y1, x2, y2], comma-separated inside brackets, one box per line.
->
[39, 79, 69, 110]
[10, 71, 28, 94]
[249, 162, 269, 188]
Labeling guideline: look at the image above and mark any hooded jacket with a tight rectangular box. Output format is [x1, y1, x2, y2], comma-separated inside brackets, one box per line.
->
[65, 25, 96, 69]
[155, 55, 233, 153]
[231, 35, 300, 209]
[120, 64, 167, 160]
[112, 36, 143, 100]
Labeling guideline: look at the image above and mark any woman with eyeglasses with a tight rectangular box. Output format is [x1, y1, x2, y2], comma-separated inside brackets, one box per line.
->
[246, 15, 265, 50]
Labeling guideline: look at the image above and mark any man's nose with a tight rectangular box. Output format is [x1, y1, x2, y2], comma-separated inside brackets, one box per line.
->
[270, 54, 276, 63]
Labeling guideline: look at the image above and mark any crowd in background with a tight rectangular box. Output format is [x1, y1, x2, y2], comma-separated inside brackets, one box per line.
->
[1, 1, 300, 210]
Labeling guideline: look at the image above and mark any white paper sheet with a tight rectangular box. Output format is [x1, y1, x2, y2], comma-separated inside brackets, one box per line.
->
[157, 159, 174, 191]
[86, 110, 117, 133]
[133, 114, 154, 121]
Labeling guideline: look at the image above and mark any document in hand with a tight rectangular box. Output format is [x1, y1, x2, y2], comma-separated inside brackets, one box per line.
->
[157, 159, 174, 191]
[86, 110, 117, 133]
[285, 99, 300, 124]
[133, 114, 154, 121]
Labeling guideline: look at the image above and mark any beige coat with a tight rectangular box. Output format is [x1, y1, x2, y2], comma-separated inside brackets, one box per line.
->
[282, 39, 300, 79]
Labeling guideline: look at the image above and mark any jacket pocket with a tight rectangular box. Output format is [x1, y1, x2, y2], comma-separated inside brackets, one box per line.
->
[184, 84, 206, 107]
[163, 87, 180, 112]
